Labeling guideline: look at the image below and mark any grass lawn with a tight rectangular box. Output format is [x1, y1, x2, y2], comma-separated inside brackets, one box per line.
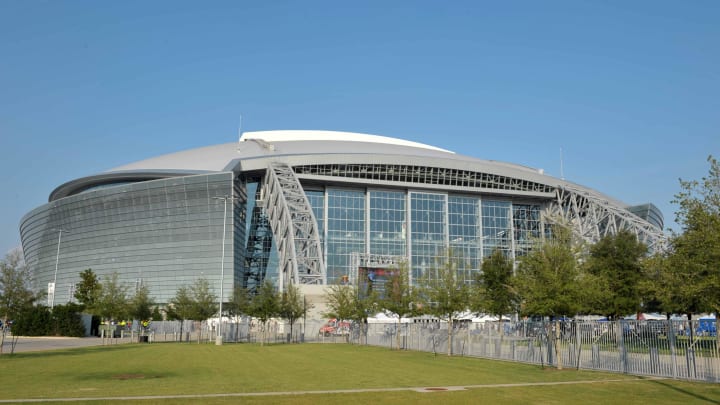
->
[0, 342, 718, 404]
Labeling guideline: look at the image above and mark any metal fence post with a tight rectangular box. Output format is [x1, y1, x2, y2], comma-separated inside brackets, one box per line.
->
[618, 320, 628, 374]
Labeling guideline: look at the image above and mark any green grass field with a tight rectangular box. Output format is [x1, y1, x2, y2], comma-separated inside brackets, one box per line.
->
[1, 343, 718, 404]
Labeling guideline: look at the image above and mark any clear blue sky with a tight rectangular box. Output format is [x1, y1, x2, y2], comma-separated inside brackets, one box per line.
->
[1, 1, 718, 255]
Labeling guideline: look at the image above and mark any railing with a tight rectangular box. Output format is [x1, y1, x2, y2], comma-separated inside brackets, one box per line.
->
[358, 319, 719, 383]
[128, 318, 719, 382]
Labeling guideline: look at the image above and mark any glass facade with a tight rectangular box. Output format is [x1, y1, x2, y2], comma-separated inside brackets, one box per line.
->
[410, 192, 447, 283]
[369, 190, 406, 257]
[481, 200, 513, 259]
[449, 196, 482, 284]
[325, 189, 366, 284]
[20, 173, 237, 305]
[265, 186, 547, 288]
[22, 171, 548, 305]
[513, 204, 542, 257]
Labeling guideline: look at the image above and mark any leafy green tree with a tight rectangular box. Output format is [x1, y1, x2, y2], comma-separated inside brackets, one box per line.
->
[350, 290, 377, 345]
[515, 226, 582, 369]
[0, 249, 37, 353]
[516, 226, 582, 318]
[279, 285, 305, 342]
[640, 253, 678, 317]
[418, 251, 470, 356]
[324, 284, 374, 343]
[128, 284, 154, 335]
[324, 284, 357, 322]
[151, 306, 163, 321]
[189, 277, 218, 322]
[226, 286, 252, 341]
[666, 155, 720, 348]
[94, 273, 129, 323]
[584, 230, 648, 320]
[378, 262, 420, 351]
[74, 269, 101, 311]
[473, 249, 516, 323]
[249, 281, 279, 345]
[167, 286, 194, 341]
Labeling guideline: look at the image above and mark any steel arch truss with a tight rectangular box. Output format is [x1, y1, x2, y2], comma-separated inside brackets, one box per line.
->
[260, 162, 326, 291]
[546, 185, 667, 252]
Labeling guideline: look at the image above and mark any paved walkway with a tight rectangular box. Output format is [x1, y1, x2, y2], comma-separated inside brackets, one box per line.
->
[0, 378, 660, 403]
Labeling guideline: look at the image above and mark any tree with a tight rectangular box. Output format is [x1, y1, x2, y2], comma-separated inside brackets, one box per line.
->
[667, 155, 720, 348]
[378, 262, 419, 351]
[189, 278, 218, 322]
[516, 226, 582, 318]
[584, 230, 648, 320]
[350, 290, 377, 345]
[167, 286, 194, 341]
[128, 284, 154, 336]
[249, 281, 279, 346]
[74, 269, 101, 311]
[474, 249, 516, 323]
[418, 251, 470, 356]
[94, 273, 129, 324]
[324, 284, 374, 343]
[515, 226, 582, 369]
[324, 284, 357, 323]
[279, 284, 305, 343]
[226, 286, 252, 342]
[151, 306, 163, 321]
[0, 249, 36, 331]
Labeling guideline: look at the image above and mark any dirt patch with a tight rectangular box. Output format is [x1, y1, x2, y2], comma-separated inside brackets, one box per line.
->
[424, 387, 448, 391]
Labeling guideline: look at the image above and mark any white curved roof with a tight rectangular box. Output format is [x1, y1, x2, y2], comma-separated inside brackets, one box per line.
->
[51, 130, 630, 210]
[110, 130, 459, 173]
[239, 130, 455, 153]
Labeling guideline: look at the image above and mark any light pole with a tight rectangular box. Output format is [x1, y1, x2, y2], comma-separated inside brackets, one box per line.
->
[51, 228, 70, 309]
[212, 195, 235, 345]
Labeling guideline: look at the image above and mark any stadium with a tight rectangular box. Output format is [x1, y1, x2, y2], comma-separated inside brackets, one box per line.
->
[19, 130, 665, 307]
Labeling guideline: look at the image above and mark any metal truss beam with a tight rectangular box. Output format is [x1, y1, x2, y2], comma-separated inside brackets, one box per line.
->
[545, 184, 667, 252]
[260, 162, 326, 291]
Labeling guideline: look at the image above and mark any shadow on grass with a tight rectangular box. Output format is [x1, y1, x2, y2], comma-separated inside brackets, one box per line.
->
[2, 343, 139, 359]
[73, 370, 179, 382]
[649, 379, 719, 404]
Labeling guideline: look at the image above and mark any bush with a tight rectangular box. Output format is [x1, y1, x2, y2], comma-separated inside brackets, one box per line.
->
[12, 306, 51, 336]
[50, 303, 86, 337]
[12, 304, 86, 337]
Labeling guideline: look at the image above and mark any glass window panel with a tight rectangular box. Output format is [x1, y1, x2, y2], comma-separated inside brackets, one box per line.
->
[326, 189, 366, 284]
[513, 203, 541, 257]
[410, 192, 446, 283]
[449, 196, 481, 284]
[481, 200, 512, 258]
[369, 190, 406, 256]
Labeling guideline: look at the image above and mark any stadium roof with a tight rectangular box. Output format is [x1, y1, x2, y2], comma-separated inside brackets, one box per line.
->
[49, 130, 627, 210]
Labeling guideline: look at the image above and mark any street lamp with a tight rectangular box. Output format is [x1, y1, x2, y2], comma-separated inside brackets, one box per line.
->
[212, 195, 236, 345]
[51, 228, 70, 309]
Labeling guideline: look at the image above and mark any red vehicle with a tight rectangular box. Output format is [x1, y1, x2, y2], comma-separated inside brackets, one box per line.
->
[319, 318, 351, 337]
